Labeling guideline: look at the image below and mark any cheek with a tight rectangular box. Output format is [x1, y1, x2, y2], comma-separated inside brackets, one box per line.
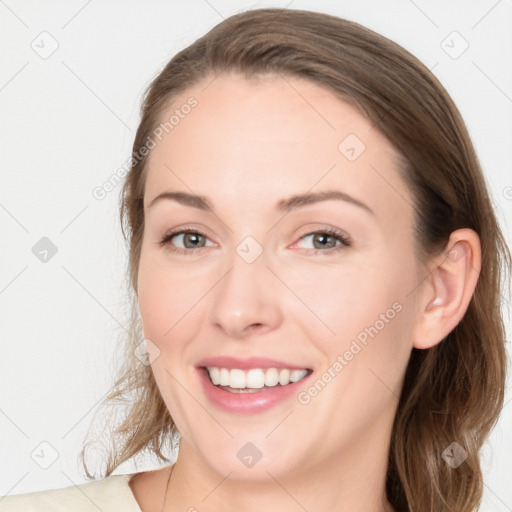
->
[285, 250, 415, 376]
[137, 254, 181, 343]
[136, 251, 215, 351]
[275, 255, 405, 340]
[320, 259, 416, 401]
[137, 265, 169, 339]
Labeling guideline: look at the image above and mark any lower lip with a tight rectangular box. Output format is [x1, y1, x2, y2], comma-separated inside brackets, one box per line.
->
[197, 367, 312, 414]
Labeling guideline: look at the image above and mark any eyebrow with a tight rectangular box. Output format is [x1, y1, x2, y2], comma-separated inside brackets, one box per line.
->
[146, 189, 374, 215]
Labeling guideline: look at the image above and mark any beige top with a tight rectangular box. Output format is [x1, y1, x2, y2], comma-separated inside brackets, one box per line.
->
[0, 473, 142, 512]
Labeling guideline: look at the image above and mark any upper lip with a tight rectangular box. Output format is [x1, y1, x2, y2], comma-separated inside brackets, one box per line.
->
[196, 356, 311, 370]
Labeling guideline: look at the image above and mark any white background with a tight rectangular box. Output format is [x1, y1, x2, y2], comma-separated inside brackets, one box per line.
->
[0, 0, 511, 509]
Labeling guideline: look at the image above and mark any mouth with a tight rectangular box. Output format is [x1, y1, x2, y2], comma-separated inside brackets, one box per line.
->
[203, 366, 312, 393]
[196, 363, 313, 414]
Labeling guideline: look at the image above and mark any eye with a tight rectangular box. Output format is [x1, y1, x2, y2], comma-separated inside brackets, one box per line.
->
[159, 226, 351, 256]
[159, 228, 214, 255]
[294, 228, 351, 255]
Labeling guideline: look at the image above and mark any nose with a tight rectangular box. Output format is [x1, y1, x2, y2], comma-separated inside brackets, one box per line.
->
[208, 250, 283, 339]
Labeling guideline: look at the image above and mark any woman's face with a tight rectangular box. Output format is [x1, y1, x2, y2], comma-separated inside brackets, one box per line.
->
[137, 72, 422, 480]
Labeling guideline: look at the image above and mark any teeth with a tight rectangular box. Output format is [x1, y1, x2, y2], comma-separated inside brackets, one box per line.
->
[290, 369, 307, 382]
[206, 367, 308, 389]
[264, 368, 279, 387]
[219, 368, 230, 386]
[279, 369, 290, 385]
[247, 369, 265, 388]
[230, 369, 246, 388]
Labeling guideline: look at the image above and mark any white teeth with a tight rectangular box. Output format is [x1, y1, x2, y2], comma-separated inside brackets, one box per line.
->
[290, 369, 308, 382]
[264, 368, 279, 387]
[219, 368, 230, 386]
[246, 369, 265, 389]
[209, 367, 220, 385]
[206, 367, 309, 389]
[230, 369, 246, 388]
[278, 369, 290, 385]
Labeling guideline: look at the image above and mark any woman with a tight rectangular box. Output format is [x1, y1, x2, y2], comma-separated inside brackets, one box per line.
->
[1, 7, 509, 512]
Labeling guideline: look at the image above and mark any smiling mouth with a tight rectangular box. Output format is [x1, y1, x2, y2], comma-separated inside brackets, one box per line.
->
[202, 366, 313, 392]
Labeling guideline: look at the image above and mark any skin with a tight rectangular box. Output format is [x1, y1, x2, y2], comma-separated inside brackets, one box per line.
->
[129, 72, 481, 511]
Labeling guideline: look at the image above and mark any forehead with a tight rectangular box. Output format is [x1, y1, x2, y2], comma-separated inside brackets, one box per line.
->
[144, 72, 414, 227]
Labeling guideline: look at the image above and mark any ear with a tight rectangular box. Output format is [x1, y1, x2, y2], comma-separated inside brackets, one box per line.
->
[412, 228, 482, 350]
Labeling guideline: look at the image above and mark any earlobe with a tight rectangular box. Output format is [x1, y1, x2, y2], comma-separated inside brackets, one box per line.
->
[412, 229, 481, 350]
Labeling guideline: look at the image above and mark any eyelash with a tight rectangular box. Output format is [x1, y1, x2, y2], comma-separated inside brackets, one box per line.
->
[159, 226, 351, 256]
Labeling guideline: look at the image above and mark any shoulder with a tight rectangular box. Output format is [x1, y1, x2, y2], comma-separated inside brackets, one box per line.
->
[0, 473, 141, 512]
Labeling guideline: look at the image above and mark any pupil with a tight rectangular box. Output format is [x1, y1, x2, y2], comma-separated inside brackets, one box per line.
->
[315, 234, 335, 249]
[185, 233, 203, 248]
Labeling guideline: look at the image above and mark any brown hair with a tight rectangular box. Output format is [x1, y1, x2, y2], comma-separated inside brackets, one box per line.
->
[80, 8, 511, 511]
